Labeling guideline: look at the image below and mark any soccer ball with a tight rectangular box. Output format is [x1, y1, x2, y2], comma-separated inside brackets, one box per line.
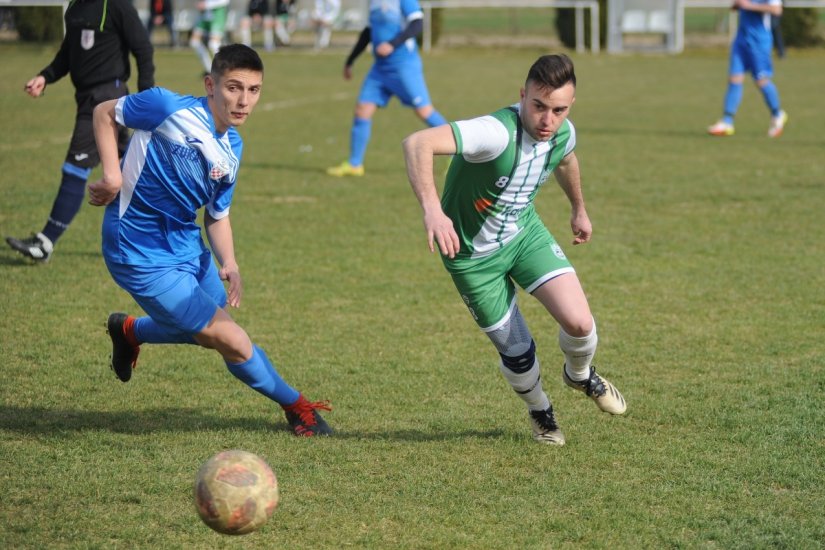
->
[194, 450, 279, 535]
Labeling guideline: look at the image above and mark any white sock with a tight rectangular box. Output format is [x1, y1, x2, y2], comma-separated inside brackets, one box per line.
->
[319, 27, 331, 48]
[276, 24, 290, 44]
[264, 27, 274, 50]
[240, 26, 251, 47]
[208, 36, 222, 56]
[191, 40, 212, 72]
[499, 358, 550, 411]
[558, 320, 597, 382]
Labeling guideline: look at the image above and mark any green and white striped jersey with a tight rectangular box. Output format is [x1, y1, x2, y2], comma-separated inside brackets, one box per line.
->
[442, 104, 576, 260]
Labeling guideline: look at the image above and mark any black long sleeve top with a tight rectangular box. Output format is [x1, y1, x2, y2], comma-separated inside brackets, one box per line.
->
[39, 0, 155, 92]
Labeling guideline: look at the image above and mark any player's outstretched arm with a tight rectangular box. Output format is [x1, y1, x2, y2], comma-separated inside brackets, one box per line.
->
[343, 26, 371, 78]
[402, 125, 460, 258]
[88, 100, 124, 206]
[553, 152, 591, 245]
[205, 213, 243, 308]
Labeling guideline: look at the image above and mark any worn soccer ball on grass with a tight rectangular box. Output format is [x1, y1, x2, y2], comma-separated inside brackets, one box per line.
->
[194, 450, 279, 535]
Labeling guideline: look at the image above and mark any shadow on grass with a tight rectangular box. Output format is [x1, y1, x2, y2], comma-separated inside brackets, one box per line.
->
[0, 405, 509, 441]
[0, 249, 101, 266]
[243, 160, 401, 177]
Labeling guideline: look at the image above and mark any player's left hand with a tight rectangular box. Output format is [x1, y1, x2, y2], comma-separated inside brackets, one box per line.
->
[87, 176, 122, 206]
[570, 209, 592, 245]
[220, 266, 243, 308]
[375, 42, 394, 57]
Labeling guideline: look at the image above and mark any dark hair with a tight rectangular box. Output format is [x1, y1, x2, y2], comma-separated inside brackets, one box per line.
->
[526, 54, 576, 90]
[210, 44, 264, 77]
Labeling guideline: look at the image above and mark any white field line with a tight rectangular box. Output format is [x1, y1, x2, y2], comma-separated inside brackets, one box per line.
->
[261, 91, 352, 111]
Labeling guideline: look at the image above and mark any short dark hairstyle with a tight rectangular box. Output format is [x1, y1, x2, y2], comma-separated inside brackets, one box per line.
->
[526, 54, 576, 91]
[210, 44, 264, 78]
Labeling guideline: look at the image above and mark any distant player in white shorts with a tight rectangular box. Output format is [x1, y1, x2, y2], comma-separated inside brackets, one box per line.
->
[311, 0, 340, 49]
[403, 54, 626, 445]
[190, 0, 231, 73]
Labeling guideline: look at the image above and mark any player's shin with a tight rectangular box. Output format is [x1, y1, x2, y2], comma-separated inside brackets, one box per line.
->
[349, 117, 371, 167]
[42, 163, 92, 244]
[225, 345, 300, 406]
[558, 320, 597, 381]
[425, 110, 447, 127]
[499, 347, 550, 411]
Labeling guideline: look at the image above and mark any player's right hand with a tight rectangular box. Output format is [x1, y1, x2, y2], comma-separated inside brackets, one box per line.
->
[424, 210, 460, 259]
[24, 76, 45, 98]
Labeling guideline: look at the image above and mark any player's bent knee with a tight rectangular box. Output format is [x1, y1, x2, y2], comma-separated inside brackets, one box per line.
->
[500, 339, 536, 374]
[560, 317, 594, 338]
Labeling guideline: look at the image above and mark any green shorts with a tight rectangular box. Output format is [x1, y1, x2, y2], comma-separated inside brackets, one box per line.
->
[444, 220, 574, 331]
[196, 7, 228, 37]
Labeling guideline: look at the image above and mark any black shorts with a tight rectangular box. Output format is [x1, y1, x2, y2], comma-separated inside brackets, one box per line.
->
[247, 0, 269, 17]
[275, 0, 291, 16]
[67, 80, 130, 169]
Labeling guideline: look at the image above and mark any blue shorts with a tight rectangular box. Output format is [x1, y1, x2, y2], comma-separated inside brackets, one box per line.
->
[106, 250, 226, 335]
[358, 61, 432, 109]
[729, 38, 773, 80]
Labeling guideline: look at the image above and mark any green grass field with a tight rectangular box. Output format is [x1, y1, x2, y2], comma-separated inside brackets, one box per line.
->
[1, 43, 824, 548]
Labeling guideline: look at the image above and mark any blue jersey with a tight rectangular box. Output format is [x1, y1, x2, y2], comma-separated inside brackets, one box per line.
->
[736, 0, 780, 46]
[102, 87, 242, 267]
[369, 0, 423, 67]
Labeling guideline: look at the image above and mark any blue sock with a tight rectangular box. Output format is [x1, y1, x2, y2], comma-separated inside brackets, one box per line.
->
[722, 82, 743, 125]
[759, 81, 781, 116]
[348, 117, 371, 167]
[134, 316, 196, 344]
[225, 345, 300, 406]
[425, 110, 447, 127]
[42, 163, 92, 244]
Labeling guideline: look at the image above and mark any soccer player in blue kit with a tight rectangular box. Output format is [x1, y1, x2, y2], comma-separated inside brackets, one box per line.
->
[327, 0, 447, 177]
[88, 44, 332, 437]
[708, 0, 787, 138]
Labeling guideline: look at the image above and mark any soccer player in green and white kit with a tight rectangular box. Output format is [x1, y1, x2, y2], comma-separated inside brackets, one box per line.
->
[403, 54, 626, 445]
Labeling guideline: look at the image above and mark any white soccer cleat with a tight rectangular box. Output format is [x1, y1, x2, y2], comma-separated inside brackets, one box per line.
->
[768, 110, 788, 138]
[563, 365, 627, 415]
[707, 120, 735, 137]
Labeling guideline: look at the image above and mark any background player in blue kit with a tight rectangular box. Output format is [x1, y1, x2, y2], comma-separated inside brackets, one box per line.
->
[707, 0, 787, 138]
[326, 0, 447, 177]
[88, 44, 332, 437]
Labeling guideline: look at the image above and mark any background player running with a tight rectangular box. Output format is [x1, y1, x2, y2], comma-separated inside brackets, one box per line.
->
[327, 0, 446, 178]
[707, 0, 787, 137]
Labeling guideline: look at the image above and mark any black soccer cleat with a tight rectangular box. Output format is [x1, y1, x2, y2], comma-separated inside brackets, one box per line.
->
[529, 405, 565, 445]
[107, 313, 140, 382]
[283, 395, 333, 437]
[6, 232, 53, 262]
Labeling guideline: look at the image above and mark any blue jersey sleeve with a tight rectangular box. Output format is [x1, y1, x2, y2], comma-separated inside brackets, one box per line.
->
[116, 87, 187, 132]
